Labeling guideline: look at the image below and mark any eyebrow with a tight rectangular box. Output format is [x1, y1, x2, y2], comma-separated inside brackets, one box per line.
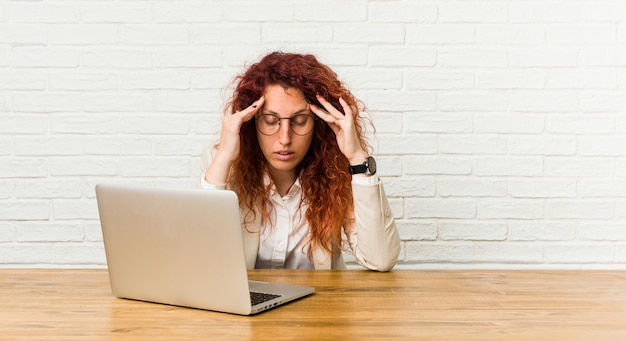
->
[261, 107, 311, 117]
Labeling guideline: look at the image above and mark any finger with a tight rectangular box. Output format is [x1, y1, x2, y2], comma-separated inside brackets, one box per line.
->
[309, 103, 335, 123]
[236, 96, 265, 122]
[316, 94, 345, 120]
[338, 97, 354, 122]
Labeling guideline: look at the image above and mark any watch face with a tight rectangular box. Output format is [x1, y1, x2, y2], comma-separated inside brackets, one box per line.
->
[367, 156, 377, 175]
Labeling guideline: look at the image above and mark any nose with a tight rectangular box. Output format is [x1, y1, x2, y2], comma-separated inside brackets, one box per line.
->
[277, 121, 292, 145]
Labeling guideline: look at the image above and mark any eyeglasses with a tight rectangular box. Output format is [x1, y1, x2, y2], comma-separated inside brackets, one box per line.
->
[256, 113, 316, 136]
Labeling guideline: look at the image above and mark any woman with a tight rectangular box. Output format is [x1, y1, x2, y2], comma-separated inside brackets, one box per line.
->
[200, 51, 400, 271]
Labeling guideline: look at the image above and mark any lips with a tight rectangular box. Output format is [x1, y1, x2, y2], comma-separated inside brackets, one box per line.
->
[275, 151, 294, 161]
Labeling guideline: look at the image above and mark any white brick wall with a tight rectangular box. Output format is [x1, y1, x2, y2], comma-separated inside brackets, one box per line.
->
[1, 0, 626, 269]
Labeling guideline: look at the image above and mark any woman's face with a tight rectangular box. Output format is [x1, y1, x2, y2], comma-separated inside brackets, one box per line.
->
[256, 84, 314, 179]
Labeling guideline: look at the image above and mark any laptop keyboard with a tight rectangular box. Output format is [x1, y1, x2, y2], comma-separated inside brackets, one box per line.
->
[250, 291, 281, 305]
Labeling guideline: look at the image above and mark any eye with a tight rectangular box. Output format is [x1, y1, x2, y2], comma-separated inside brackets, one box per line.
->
[260, 114, 279, 125]
[291, 114, 310, 126]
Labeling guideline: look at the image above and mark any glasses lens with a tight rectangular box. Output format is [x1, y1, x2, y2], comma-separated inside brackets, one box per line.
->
[257, 114, 280, 135]
[291, 114, 314, 135]
[256, 114, 315, 136]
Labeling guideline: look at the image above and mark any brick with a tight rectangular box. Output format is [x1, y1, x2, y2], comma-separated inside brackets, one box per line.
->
[438, 177, 506, 197]
[82, 93, 153, 113]
[14, 136, 84, 156]
[335, 24, 404, 43]
[82, 49, 152, 68]
[546, 200, 614, 219]
[510, 2, 579, 23]
[475, 156, 543, 176]
[121, 115, 190, 135]
[406, 71, 474, 90]
[15, 179, 82, 199]
[82, 3, 151, 23]
[0, 115, 48, 134]
[0, 223, 13, 241]
[580, 180, 626, 198]
[383, 177, 436, 197]
[155, 2, 222, 23]
[475, 113, 545, 134]
[395, 220, 437, 241]
[439, 222, 507, 241]
[49, 72, 118, 91]
[406, 198, 476, 219]
[476, 25, 545, 45]
[547, 24, 616, 44]
[438, 48, 508, 67]
[370, 46, 437, 67]
[262, 24, 333, 42]
[510, 91, 578, 112]
[13, 47, 80, 67]
[579, 137, 626, 156]
[154, 48, 221, 67]
[545, 158, 613, 178]
[15, 223, 83, 242]
[10, 3, 79, 23]
[474, 243, 543, 263]
[51, 114, 119, 134]
[580, 91, 626, 112]
[0, 158, 47, 178]
[119, 157, 189, 177]
[49, 157, 118, 176]
[0, 243, 52, 264]
[476, 70, 545, 89]
[405, 242, 474, 262]
[439, 135, 506, 154]
[49, 24, 118, 45]
[368, 90, 436, 111]
[405, 113, 473, 133]
[52, 199, 99, 220]
[548, 115, 615, 134]
[154, 91, 216, 113]
[508, 179, 576, 198]
[52, 242, 106, 265]
[507, 136, 577, 156]
[83, 136, 153, 156]
[477, 199, 544, 219]
[545, 244, 614, 263]
[405, 156, 473, 175]
[0, 201, 50, 220]
[190, 24, 260, 44]
[119, 25, 188, 45]
[439, 3, 507, 23]
[0, 24, 48, 44]
[295, 1, 367, 22]
[407, 24, 474, 44]
[439, 91, 508, 112]
[546, 69, 618, 89]
[370, 2, 437, 23]
[510, 48, 578, 67]
[508, 222, 576, 241]
[579, 223, 626, 241]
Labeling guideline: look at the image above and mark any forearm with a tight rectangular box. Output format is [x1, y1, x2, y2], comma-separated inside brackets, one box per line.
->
[347, 179, 400, 272]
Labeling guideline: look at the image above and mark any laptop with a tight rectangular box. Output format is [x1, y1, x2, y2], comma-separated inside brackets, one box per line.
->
[95, 183, 314, 315]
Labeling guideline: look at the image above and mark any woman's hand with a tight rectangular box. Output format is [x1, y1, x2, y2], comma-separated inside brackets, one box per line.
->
[204, 96, 264, 185]
[217, 96, 264, 162]
[310, 95, 368, 165]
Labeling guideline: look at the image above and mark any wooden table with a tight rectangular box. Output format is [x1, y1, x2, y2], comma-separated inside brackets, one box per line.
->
[2, 269, 626, 340]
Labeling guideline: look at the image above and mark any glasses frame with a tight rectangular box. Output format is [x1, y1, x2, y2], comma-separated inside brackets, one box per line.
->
[255, 113, 317, 136]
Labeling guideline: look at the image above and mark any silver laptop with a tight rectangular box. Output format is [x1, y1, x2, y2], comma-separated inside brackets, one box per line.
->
[95, 183, 314, 315]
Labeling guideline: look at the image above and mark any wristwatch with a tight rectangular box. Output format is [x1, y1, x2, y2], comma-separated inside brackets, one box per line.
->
[348, 156, 377, 175]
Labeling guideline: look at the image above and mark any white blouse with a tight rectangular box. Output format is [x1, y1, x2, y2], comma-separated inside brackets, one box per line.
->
[199, 174, 378, 269]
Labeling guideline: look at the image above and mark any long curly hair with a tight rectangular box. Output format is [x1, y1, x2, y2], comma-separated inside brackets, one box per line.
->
[222, 51, 371, 256]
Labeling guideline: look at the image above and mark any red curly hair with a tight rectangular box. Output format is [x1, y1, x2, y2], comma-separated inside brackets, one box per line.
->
[222, 51, 371, 256]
